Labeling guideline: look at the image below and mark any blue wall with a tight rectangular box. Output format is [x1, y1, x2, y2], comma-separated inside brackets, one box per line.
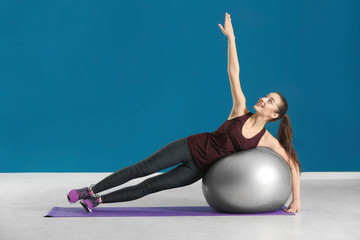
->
[0, 0, 359, 172]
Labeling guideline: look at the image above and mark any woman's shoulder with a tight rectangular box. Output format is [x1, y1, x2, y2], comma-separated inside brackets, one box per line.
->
[227, 110, 252, 121]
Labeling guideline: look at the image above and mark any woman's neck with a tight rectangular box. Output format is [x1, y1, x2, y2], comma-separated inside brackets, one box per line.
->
[248, 112, 267, 129]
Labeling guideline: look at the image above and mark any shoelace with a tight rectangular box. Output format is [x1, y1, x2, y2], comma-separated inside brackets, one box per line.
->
[93, 194, 101, 205]
[77, 187, 91, 199]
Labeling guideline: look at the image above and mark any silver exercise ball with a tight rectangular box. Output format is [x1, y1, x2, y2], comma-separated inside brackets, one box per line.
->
[202, 147, 292, 213]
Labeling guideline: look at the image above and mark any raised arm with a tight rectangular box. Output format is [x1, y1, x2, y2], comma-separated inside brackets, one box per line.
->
[219, 13, 247, 116]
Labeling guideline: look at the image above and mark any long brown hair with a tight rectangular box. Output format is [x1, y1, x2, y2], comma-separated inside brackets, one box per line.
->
[268, 92, 302, 174]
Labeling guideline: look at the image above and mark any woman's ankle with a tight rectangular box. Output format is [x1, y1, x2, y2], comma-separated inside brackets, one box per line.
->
[89, 185, 96, 196]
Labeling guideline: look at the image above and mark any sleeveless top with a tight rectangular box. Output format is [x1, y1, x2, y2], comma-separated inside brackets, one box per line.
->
[187, 111, 266, 170]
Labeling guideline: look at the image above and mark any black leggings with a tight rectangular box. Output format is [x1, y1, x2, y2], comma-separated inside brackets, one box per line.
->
[91, 137, 206, 203]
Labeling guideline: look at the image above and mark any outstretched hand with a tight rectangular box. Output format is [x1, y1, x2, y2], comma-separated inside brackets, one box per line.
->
[218, 12, 235, 38]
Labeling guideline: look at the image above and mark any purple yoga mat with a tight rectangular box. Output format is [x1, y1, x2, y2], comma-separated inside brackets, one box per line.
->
[44, 205, 295, 217]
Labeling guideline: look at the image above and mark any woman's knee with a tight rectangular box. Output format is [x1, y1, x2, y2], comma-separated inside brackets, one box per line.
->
[143, 169, 202, 194]
[138, 175, 176, 195]
[138, 179, 157, 195]
[121, 163, 148, 179]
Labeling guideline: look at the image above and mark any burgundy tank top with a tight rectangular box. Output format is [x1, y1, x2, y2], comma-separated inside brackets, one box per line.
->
[187, 111, 266, 170]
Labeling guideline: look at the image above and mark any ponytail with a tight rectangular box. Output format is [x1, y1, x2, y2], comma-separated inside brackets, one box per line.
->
[269, 92, 302, 175]
[278, 114, 302, 175]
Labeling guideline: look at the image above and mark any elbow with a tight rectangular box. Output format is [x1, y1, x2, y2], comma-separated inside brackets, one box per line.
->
[228, 69, 240, 78]
[228, 64, 240, 75]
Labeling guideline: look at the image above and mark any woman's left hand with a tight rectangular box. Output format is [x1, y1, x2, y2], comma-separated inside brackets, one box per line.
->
[284, 199, 301, 213]
[218, 12, 235, 38]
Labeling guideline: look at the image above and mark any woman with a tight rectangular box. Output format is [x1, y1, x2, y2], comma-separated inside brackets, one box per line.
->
[67, 12, 301, 213]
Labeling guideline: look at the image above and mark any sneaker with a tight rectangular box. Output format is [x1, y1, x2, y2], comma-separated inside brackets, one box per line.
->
[80, 194, 101, 212]
[67, 184, 95, 204]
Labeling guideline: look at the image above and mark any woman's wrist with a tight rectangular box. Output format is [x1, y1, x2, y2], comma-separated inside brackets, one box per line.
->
[228, 35, 235, 40]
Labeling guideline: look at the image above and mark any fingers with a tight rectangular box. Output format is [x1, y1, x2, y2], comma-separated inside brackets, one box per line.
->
[224, 13, 232, 28]
[218, 24, 225, 35]
[220, 12, 233, 36]
[225, 12, 231, 21]
[284, 208, 299, 213]
[284, 207, 291, 212]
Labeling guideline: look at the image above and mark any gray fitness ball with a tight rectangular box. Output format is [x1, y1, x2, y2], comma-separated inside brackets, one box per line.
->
[202, 147, 292, 213]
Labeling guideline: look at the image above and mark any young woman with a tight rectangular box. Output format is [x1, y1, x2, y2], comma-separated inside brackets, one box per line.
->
[67, 12, 302, 214]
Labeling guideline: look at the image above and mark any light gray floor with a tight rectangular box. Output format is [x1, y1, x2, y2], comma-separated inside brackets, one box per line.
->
[1, 173, 360, 240]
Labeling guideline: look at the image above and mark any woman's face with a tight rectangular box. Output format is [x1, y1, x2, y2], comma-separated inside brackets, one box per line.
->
[254, 92, 282, 120]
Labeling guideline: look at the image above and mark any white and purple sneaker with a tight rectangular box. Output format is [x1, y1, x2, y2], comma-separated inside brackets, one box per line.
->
[80, 195, 101, 212]
[67, 185, 94, 204]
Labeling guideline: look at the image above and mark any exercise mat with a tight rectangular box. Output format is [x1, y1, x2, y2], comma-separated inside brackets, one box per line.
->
[44, 205, 295, 217]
